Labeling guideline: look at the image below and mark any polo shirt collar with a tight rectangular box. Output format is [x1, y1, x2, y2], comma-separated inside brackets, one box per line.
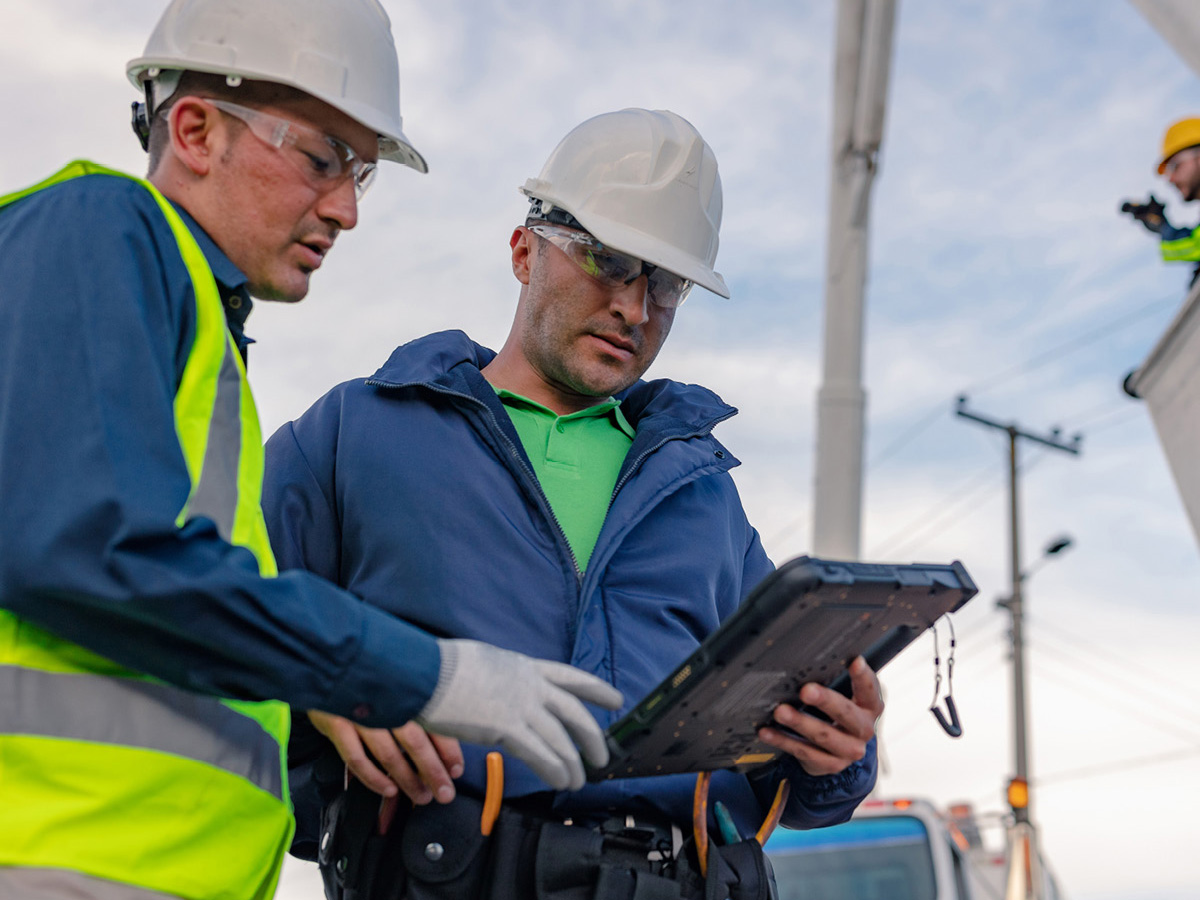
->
[170, 203, 254, 335]
[494, 388, 636, 439]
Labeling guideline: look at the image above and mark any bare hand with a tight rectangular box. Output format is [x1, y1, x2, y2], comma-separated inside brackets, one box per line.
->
[757, 656, 884, 777]
[307, 710, 464, 804]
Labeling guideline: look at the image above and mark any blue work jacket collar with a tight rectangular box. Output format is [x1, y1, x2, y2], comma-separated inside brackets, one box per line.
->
[368, 329, 740, 439]
[171, 202, 255, 343]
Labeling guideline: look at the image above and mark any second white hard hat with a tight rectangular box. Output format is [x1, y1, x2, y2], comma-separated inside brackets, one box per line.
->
[521, 108, 728, 298]
[127, 0, 426, 172]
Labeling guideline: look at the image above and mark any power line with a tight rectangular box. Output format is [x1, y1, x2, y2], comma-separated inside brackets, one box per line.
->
[867, 459, 1002, 558]
[1030, 652, 1200, 747]
[863, 293, 1176, 472]
[869, 404, 948, 470]
[965, 745, 1200, 807]
[868, 449, 1056, 561]
[1034, 747, 1200, 787]
[1071, 405, 1141, 437]
[960, 293, 1179, 399]
[1028, 613, 1177, 692]
[1025, 630, 1200, 733]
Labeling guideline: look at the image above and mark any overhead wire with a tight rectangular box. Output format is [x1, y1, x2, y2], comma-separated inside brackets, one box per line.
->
[1028, 642, 1200, 746]
[1034, 747, 1200, 787]
[865, 459, 1002, 558]
[864, 292, 1177, 475]
[957, 292, 1179, 400]
[1028, 613, 1181, 690]
[867, 448, 1052, 560]
[1024, 617, 1198, 725]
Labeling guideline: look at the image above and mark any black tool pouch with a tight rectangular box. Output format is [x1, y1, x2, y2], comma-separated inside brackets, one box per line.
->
[673, 838, 776, 900]
[319, 781, 532, 900]
[318, 782, 775, 900]
[534, 821, 680, 900]
[399, 798, 493, 900]
[319, 780, 410, 900]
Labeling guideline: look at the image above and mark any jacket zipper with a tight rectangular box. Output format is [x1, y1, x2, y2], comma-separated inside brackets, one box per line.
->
[367, 379, 584, 580]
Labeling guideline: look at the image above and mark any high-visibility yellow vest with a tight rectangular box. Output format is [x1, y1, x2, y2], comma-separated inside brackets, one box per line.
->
[0, 161, 294, 900]
[1161, 225, 1200, 262]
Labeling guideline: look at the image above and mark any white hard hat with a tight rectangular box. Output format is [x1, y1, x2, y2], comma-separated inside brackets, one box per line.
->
[521, 108, 728, 298]
[127, 0, 426, 172]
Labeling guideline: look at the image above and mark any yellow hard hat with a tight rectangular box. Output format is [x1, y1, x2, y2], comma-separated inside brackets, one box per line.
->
[1158, 117, 1200, 174]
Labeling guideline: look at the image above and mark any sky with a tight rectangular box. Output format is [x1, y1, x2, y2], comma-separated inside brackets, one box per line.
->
[4, 2, 1199, 898]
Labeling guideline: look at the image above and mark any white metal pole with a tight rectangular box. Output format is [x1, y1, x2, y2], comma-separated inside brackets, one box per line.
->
[812, 0, 896, 559]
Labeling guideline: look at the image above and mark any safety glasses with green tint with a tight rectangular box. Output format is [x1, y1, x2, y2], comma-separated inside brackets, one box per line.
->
[208, 99, 378, 199]
[528, 223, 693, 308]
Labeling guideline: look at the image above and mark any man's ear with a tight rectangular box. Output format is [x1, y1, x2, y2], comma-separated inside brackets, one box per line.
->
[511, 226, 534, 286]
[168, 98, 220, 176]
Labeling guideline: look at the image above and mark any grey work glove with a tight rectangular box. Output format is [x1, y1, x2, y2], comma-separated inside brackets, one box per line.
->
[416, 639, 623, 791]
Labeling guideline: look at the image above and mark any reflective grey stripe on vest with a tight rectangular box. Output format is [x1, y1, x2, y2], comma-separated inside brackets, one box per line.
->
[187, 338, 242, 542]
[0, 665, 282, 800]
[0, 866, 181, 900]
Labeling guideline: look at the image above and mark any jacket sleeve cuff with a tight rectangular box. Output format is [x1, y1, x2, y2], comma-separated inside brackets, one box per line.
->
[761, 737, 878, 830]
[315, 606, 443, 728]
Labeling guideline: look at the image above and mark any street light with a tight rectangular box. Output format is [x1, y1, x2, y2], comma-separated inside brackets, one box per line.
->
[997, 535, 1074, 611]
[999, 533, 1073, 900]
[1022, 535, 1073, 581]
[1001, 533, 1074, 809]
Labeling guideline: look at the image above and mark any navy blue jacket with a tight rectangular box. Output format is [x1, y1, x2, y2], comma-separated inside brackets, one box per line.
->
[263, 330, 876, 858]
[0, 171, 440, 727]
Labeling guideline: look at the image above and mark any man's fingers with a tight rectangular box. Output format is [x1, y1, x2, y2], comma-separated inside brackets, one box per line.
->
[498, 727, 577, 791]
[757, 720, 849, 777]
[795, 664, 881, 738]
[770, 702, 869, 765]
[319, 721, 399, 798]
[346, 751, 402, 798]
[763, 659, 883, 777]
[428, 732, 466, 777]
[537, 660, 624, 710]
[848, 656, 885, 720]
[392, 722, 461, 804]
[352, 727, 429, 804]
[544, 688, 611, 771]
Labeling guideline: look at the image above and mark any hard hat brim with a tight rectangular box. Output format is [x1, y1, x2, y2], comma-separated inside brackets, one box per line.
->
[521, 185, 730, 299]
[127, 58, 428, 174]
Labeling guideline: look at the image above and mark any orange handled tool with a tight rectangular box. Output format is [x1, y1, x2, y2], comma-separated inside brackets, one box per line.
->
[692, 771, 712, 875]
[754, 778, 790, 845]
[480, 751, 504, 836]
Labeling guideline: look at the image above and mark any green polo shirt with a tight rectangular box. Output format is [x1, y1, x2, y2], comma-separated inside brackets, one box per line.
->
[496, 389, 635, 571]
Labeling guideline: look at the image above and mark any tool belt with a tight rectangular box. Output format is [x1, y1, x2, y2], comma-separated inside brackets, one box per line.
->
[317, 781, 777, 900]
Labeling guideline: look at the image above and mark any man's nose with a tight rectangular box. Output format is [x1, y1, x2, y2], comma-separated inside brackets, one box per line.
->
[610, 276, 650, 325]
[316, 176, 360, 231]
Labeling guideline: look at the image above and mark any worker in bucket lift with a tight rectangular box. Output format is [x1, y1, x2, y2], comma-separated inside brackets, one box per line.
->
[1121, 117, 1200, 288]
[0, 2, 620, 898]
[263, 108, 883, 900]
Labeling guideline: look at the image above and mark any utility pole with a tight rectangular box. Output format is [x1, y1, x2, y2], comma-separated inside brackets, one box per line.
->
[955, 396, 1081, 900]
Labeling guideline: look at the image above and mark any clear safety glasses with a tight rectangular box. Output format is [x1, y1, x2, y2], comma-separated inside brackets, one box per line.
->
[208, 99, 378, 199]
[528, 223, 693, 308]
[1164, 146, 1200, 177]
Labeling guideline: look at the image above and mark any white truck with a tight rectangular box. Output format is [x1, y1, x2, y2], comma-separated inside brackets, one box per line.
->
[762, 797, 1062, 900]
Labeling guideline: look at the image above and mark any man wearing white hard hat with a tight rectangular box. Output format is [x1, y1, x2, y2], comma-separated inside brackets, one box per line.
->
[0, 3, 620, 899]
[264, 108, 882, 900]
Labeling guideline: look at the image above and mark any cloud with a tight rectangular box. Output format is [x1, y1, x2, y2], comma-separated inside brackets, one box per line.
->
[7, 1, 1200, 896]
